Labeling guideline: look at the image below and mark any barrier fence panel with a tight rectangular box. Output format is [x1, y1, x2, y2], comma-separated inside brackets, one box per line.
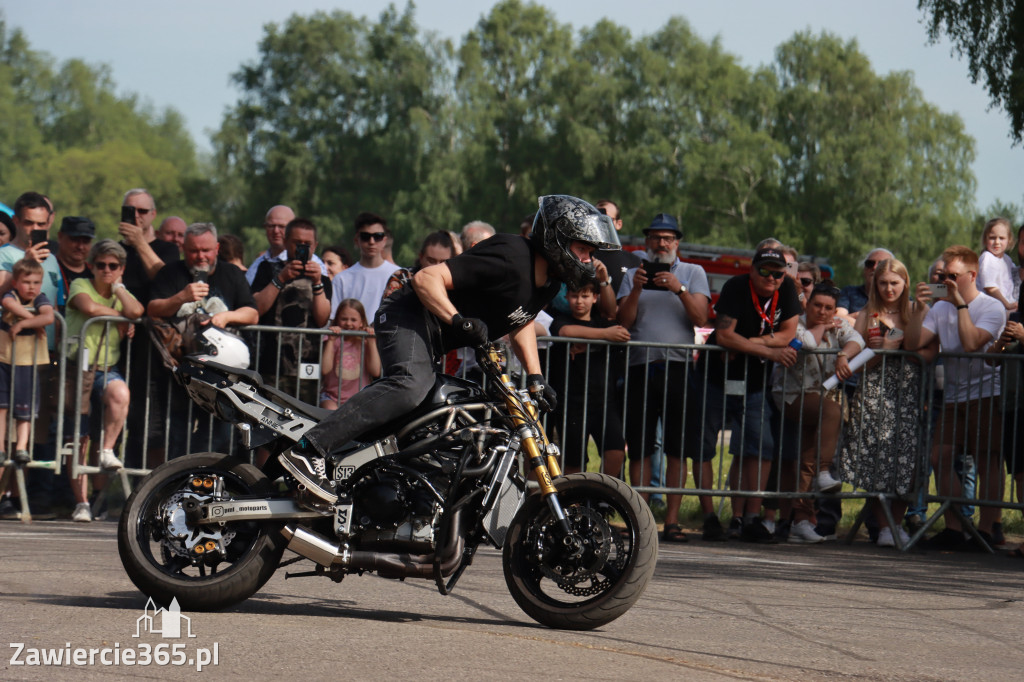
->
[9, 319, 1024, 549]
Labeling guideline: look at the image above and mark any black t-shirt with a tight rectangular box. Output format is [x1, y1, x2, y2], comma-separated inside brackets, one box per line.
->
[595, 247, 641, 296]
[150, 260, 256, 318]
[441, 234, 560, 347]
[548, 314, 624, 402]
[250, 260, 333, 327]
[703, 273, 801, 390]
[56, 258, 92, 315]
[123, 238, 180, 306]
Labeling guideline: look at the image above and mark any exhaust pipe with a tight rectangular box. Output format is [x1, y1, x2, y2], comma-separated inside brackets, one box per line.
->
[280, 509, 465, 579]
[279, 525, 349, 567]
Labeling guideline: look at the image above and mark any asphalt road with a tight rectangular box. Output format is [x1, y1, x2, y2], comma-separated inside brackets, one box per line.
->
[2, 520, 1024, 681]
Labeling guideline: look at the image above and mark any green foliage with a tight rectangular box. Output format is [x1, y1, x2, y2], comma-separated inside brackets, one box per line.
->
[211, 2, 982, 284]
[0, 16, 206, 234]
[919, 0, 1024, 144]
[768, 32, 976, 280]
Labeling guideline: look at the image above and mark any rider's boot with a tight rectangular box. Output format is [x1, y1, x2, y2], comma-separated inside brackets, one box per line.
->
[279, 440, 338, 505]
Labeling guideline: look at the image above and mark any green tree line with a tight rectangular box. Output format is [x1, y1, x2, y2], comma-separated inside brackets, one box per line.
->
[1, 2, 1017, 282]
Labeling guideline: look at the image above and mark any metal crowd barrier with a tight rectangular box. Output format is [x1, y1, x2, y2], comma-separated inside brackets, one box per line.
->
[6, 320, 1024, 551]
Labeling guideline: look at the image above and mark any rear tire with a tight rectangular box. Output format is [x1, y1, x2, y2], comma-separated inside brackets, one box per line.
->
[118, 452, 287, 611]
[502, 472, 657, 630]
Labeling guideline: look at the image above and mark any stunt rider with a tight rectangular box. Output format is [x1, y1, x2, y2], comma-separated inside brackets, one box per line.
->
[281, 195, 621, 505]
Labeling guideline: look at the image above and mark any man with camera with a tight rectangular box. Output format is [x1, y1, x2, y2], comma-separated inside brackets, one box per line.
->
[616, 213, 713, 542]
[119, 189, 179, 306]
[251, 218, 331, 405]
[149, 223, 257, 459]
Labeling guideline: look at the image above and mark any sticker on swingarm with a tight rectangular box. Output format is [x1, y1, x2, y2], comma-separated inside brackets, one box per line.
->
[334, 495, 353, 536]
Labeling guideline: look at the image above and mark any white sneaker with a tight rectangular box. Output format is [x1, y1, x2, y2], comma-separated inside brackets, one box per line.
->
[878, 526, 910, 548]
[896, 526, 911, 546]
[877, 527, 896, 547]
[98, 449, 123, 470]
[815, 470, 842, 493]
[71, 502, 92, 523]
[788, 519, 825, 544]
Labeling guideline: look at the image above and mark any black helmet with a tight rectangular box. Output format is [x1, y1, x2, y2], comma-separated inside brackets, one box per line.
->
[530, 195, 621, 290]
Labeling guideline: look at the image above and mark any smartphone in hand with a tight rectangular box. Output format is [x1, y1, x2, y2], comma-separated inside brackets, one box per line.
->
[121, 205, 137, 226]
[641, 260, 671, 290]
[30, 229, 48, 247]
[931, 283, 948, 299]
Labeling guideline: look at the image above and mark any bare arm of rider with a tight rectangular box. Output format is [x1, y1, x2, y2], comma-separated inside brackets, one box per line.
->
[509, 321, 542, 376]
[411, 263, 459, 323]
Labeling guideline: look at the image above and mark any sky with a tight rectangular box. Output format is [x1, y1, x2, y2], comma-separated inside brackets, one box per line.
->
[4, 0, 1022, 213]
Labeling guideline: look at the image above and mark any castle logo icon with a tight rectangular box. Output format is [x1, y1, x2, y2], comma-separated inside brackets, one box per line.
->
[134, 597, 196, 639]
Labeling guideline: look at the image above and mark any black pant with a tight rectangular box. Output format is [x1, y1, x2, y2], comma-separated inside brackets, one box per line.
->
[305, 298, 438, 456]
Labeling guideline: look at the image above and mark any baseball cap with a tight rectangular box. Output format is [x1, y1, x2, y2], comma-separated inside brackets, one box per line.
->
[752, 247, 786, 268]
[59, 216, 96, 239]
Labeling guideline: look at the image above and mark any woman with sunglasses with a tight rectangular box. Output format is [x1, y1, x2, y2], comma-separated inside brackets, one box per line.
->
[65, 239, 144, 522]
[838, 258, 929, 547]
[796, 262, 821, 309]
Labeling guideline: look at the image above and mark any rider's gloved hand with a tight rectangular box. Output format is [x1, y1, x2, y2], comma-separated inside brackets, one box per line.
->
[526, 374, 557, 413]
[451, 313, 489, 347]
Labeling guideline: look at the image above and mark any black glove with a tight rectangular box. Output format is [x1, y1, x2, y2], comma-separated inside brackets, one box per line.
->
[451, 313, 489, 347]
[526, 374, 557, 413]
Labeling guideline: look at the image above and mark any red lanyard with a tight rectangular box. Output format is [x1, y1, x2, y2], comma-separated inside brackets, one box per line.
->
[749, 280, 779, 337]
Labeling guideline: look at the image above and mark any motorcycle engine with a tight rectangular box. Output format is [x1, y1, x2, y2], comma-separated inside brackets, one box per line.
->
[349, 467, 445, 553]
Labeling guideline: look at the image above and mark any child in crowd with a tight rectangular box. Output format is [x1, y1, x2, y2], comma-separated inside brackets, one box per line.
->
[319, 298, 380, 410]
[548, 281, 630, 476]
[977, 217, 1019, 311]
[0, 258, 54, 464]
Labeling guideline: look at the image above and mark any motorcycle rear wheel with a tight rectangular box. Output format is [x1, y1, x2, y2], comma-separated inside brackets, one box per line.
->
[118, 452, 287, 611]
[502, 472, 657, 630]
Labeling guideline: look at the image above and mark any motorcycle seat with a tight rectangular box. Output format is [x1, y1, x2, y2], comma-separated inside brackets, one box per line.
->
[190, 358, 334, 421]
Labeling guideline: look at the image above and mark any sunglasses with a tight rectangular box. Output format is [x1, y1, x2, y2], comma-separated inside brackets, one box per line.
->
[936, 272, 966, 281]
[799, 277, 815, 287]
[93, 261, 122, 271]
[135, 208, 153, 216]
[757, 268, 785, 280]
[358, 231, 387, 243]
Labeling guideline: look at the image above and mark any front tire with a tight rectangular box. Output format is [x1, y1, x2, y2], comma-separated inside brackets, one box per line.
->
[502, 472, 657, 630]
[118, 452, 287, 611]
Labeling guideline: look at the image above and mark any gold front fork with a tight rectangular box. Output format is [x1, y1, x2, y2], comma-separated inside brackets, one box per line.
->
[499, 371, 561, 494]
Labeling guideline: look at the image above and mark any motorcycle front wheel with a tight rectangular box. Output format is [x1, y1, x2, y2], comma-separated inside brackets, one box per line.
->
[502, 472, 657, 630]
[118, 452, 287, 611]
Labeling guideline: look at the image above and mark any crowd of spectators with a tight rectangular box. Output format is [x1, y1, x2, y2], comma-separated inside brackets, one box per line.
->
[0, 188, 1021, 558]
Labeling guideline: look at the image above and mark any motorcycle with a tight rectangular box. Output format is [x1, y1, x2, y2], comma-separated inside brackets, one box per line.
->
[118, 343, 657, 630]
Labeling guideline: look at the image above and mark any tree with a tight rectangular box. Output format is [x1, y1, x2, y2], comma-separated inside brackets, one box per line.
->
[453, 0, 574, 230]
[768, 31, 976, 281]
[0, 15, 204, 237]
[213, 4, 450, 254]
[919, 0, 1024, 144]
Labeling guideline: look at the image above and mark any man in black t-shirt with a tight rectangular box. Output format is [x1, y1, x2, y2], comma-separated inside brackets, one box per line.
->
[282, 195, 620, 505]
[689, 247, 801, 543]
[149, 223, 257, 460]
[119, 189, 179, 306]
